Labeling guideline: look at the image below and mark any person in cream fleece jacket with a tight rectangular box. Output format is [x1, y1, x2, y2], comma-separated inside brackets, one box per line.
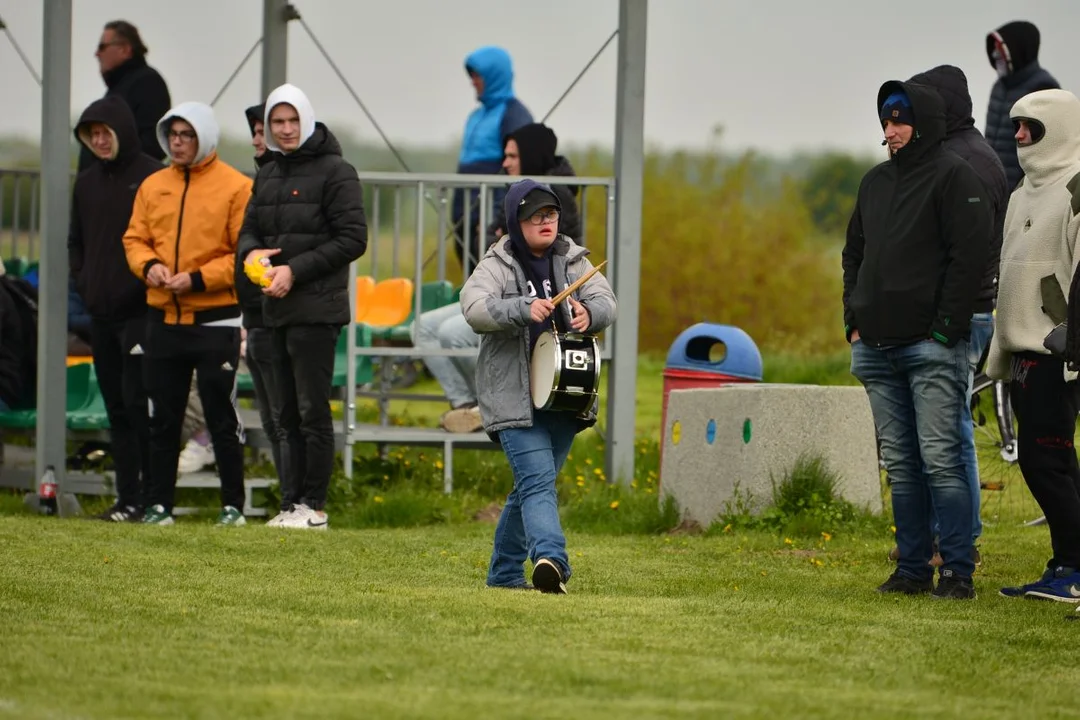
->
[987, 88, 1080, 603]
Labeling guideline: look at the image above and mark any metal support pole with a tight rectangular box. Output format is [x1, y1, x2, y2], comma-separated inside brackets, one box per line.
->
[36, 0, 72, 510]
[261, 0, 294, 98]
[605, 0, 647, 486]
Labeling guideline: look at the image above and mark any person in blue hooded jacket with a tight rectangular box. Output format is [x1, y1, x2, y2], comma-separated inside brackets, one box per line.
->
[453, 46, 533, 271]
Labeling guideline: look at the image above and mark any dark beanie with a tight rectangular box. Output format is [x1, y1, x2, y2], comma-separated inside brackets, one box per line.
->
[880, 91, 915, 127]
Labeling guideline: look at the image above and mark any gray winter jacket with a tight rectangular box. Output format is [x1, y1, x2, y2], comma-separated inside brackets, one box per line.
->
[460, 234, 617, 436]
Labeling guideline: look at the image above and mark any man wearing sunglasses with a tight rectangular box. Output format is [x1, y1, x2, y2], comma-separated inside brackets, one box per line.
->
[78, 20, 171, 172]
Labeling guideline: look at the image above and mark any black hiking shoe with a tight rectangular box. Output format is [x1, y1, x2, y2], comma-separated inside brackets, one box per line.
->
[932, 569, 976, 600]
[876, 571, 933, 595]
[94, 503, 141, 523]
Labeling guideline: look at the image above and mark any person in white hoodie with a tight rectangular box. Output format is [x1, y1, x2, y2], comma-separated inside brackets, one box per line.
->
[987, 89, 1080, 603]
[237, 85, 367, 530]
[123, 101, 253, 526]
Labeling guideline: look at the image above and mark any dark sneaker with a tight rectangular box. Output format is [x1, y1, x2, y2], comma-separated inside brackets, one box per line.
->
[932, 569, 976, 600]
[876, 571, 933, 595]
[1000, 567, 1054, 598]
[95, 503, 141, 523]
[142, 504, 174, 526]
[1023, 567, 1080, 603]
[215, 506, 246, 527]
[532, 558, 568, 595]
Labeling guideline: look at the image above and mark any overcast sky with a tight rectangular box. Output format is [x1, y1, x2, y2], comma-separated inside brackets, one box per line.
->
[1, 0, 1079, 158]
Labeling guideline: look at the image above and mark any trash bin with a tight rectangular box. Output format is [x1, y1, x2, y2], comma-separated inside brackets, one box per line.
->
[660, 323, 763, 465]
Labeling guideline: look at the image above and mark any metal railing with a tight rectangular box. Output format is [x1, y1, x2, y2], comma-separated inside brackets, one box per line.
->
[0, 167, 620, 486]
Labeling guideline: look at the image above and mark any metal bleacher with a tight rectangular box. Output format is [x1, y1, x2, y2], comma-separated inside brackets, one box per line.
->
[0, 169, 617, 505]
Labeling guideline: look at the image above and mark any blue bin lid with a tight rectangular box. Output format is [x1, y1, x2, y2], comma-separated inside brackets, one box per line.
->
[665, 322, 763, 380]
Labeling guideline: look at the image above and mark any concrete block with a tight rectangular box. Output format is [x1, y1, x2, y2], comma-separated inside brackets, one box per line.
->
[659, 384, 882, 528]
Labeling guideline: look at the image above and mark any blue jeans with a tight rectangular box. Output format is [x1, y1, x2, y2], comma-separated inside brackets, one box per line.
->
[487, 411, 578, 588]
[852, 338, 975, 579]
[415, 302, 479, 408]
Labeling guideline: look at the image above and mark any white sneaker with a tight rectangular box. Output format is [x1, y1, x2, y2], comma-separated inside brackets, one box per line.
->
[178, 439, 215, 474]
[279, 503, 329, 530]
[266, 507, 295, 527]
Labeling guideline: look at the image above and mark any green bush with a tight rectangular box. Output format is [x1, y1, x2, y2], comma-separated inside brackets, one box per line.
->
[716, 453, 886, 538]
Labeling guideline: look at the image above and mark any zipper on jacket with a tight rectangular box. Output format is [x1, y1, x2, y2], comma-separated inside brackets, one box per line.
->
[173, 168, 191, 324]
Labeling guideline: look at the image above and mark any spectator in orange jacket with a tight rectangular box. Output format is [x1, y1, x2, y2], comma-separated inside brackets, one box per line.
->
[123, 101, 252, 527]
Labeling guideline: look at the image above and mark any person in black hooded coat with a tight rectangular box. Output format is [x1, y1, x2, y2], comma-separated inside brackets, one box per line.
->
[69, 95, 163, 522]
[844, 79, 991, 600]
[233, 102, 287, 511]
[985, 20, 1060, 190]
[906, 64, 1008, 556]
[237, 84, 367, 529]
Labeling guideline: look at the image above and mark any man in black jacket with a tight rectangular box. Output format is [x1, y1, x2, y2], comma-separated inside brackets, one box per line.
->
[235, 102, 286, 510]
[78, 20, 171, 172]
[906, 64, 1009, 561]
[69, 95, 163, 522]
[238, 84, 367, 530]
[985, 20, 1059, 190]
[844, 80, 991, 600]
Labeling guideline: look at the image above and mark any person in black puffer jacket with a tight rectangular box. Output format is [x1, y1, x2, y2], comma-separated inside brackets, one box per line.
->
[985, 20, 1059, 190]
[232, 102, 286, 505]
[906, 64, 1008, 555]
[237, 84, 368, 530]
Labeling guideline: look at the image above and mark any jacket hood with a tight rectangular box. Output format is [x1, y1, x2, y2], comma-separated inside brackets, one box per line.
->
[503, 179, 561, 255]
[244, 103, 265, 136]
[156, 101, 220, 165]
[465, 46, 515, 107]
[906, 65, 975, 135]
[1010, 89, 1080, 186]
[876, 80, 946, 163]
[264, 83, 317, 153]
[74, 96, 141, 166]
[986, 21, 1041, 74]
[507, 123, 558, 176]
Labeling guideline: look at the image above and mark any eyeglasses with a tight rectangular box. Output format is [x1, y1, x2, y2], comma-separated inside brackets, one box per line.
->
[167, 130, 197, 143]
[528, 209, 560, 225]
[96, 41, 123, 53]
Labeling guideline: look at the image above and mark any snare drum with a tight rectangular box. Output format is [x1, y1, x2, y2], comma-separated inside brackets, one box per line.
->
[530, 330, 601, 414]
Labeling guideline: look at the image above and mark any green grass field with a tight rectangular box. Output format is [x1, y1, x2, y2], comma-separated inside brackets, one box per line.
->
[0, 512, 1077, 719]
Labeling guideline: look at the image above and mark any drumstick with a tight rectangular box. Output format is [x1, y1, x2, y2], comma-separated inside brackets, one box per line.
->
[550, 261, 607, 306]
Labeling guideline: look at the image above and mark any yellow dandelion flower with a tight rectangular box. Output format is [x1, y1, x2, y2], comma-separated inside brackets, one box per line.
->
[821, 532, 832, 542]
[593, 468, 603, 476]
[723, 523, 732, 533]
[576, 479, 585, 487]
[609, 500, 620, 510]
[784, 537, 793, 545]
[373, 496, 384, 504]
[434, 460, 444, 470]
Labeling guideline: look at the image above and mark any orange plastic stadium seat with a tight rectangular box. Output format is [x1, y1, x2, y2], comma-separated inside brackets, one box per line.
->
[353, 275, 376, 322]
[361, 277, 414, 328]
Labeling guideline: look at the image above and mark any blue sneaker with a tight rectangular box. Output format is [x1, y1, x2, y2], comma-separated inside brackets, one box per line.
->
[1000, 567, 1054, 598]
[1023, 567, 1080, 603]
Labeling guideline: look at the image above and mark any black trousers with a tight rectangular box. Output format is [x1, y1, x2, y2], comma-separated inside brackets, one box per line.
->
[272, 324, 339, 511]
[245, 327, 285, 509]
[89, 315, 149, 509]
[143, 322, 245, 513]
[1010, 352, 1080, 569]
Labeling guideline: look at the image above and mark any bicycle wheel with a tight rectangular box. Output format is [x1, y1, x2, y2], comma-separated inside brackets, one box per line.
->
[970, 373, 1040, 524]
